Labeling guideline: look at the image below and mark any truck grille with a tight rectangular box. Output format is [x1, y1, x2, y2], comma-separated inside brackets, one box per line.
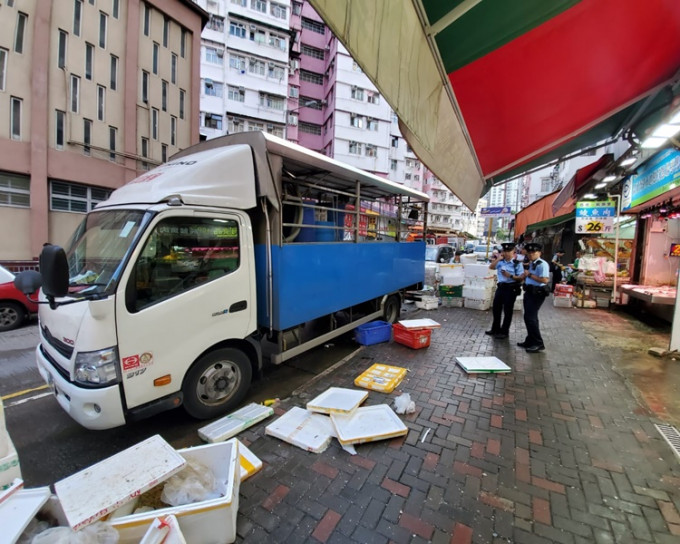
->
[41, 324, 74, 359]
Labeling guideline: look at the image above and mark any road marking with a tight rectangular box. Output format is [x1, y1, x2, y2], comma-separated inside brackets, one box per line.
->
[1, 384, 49, 401]
[6, 392, 53, 408]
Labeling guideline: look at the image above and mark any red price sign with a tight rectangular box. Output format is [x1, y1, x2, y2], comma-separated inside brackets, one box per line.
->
[670, 243, 680, 257]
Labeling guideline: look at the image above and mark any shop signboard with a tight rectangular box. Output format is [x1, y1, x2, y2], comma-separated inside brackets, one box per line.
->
[622, 149, 680, 210]
[670, 243, 680, 257]
[575, 200, 616, 234]
[480, 206, 513, 217]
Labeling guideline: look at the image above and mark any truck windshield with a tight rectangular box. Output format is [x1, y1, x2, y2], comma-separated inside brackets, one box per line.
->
[64, 210, 148, 296]
[425, 247, 438, 262]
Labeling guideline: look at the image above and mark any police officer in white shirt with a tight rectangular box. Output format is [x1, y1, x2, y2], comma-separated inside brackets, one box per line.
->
[518, 243, 550, 353]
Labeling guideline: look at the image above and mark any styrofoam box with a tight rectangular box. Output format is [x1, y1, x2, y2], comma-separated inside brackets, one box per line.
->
[464, 276, 496, 288]
[415, 299, 438, 310]
[442, 297, 464, 308]
[0, 435, 21, 491]
[462, 286, 492, 299]
[109, 441, 240, 544]
[553, 295, 573, 308]
[465, 297, 491, 311]
[439, 264, 465, 285]
[463, 263, 494, 279]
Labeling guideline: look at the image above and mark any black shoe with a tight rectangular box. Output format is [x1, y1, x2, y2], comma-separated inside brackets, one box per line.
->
[494, 333, 508, 339]
[485, 330, 498, 336]
[517, 341, 530, 347]
[525, 345, 546, 353]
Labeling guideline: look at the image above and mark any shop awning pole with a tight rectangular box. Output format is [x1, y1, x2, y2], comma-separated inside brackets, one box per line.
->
[609, 193, 621, 303]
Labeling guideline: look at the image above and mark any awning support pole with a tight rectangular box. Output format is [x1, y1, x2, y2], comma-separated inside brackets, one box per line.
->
[608, 193, 621, 304]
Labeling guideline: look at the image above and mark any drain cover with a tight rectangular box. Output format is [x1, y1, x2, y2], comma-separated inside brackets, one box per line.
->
[655, 424, 680, 460]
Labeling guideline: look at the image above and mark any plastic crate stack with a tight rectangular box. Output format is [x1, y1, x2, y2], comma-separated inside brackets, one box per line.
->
[553, 283, 575, 308]
[438, 264, 465, 307]
[462, 263, 495, 311]
[0, 398, 21, 490]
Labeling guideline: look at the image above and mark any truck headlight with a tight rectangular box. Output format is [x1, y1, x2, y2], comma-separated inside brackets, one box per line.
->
[74, 347, 121, 386]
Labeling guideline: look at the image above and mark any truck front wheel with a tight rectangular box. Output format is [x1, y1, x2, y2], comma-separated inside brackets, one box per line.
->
[182, 348, 252, 419]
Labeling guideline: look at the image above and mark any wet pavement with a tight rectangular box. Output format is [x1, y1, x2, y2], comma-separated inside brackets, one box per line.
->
[234, 299, 680, 543]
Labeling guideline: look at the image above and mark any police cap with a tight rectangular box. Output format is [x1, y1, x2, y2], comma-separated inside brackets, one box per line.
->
[500, 242, 515, 252]
[524, 242, 543, 252]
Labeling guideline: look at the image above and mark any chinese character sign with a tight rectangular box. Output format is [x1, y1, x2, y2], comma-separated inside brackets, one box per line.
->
[575, 200, 616, 234]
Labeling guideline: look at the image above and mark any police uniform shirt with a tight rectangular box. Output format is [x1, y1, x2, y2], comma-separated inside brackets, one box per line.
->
[496, 259, 523, 284]
[525, 258, 549, 286]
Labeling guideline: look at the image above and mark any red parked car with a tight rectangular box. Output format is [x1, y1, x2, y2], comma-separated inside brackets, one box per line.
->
[0, 265, 39, 332]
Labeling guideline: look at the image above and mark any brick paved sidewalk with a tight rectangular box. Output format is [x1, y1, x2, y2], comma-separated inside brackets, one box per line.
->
[234, 302, 680, 544]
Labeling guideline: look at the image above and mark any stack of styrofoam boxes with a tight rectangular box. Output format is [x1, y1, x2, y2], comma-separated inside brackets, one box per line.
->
[553, 284, 574, 308]
[0, 397, 21, 490]
[438, 264, 465, 307]
[463, 263, 495, 311]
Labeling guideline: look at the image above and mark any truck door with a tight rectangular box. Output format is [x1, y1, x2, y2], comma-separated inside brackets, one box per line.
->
[115, 212, 255, 410]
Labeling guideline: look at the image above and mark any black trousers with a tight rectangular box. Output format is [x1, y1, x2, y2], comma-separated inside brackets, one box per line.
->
[551, 268, 562, 292]
[490, 283, 519, 334]
[523, 290, 546, 347]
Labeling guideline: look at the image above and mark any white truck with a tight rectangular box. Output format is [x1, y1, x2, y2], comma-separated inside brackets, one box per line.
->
[16, 132, 428, 430]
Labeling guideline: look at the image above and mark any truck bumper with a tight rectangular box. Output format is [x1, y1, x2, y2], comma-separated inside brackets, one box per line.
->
[37, 345, 126, 430]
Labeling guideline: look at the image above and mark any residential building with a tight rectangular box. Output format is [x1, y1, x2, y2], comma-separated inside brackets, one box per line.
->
[0, 0, 207, 262]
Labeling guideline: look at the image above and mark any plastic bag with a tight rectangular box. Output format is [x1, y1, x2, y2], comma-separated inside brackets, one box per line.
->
[160, 459, 219, 507]
[31, 522, 119, 544]
[393, 393, 416, 415]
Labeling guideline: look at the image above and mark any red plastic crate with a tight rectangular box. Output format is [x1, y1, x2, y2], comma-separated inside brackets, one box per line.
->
[392, 322, 431, 349]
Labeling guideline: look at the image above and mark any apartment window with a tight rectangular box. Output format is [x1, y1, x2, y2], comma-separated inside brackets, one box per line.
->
[365, 144, 377, 158]
[179, 89, 185, 119]
[229, 21, 246, 38]
[110, 55, 118, 90]
[299, 122, 321, 135]
[350, 115, 363, 129]
[204, 113, 223, 130]
[112, 0, 119, 19]
[207, 15, 224, 32]
[171, 54, 177, 84]
[204, 79, 222, 97]
[152, 43, 159, 74]
[391, 136, 399, 148]
[229, 54, 245, 71]
[141, 137, 148, 166]
[161, 144, 167, 162]
[70, 75, 80, 113]
[163, 16, 169, 47]
[292, 1, 302, 16]
[171, 116, 176, 145]
[414, 174, 420, 181]
[248, 59, 265, 76]
[367, 118, 378, 131]
[97, 85, 105, 121]
[405, 173, 411, 181]
[50, 181, 111, 212]
[143, 3, 150, 36]
[390, 159, 397, 171]
[57, 31, 67, 69]
[287, 112, 298, 126]
[228, 86, 244, 102]
[231, 0, 247, 5]
[268, 64, 285, 80]
[299, 96, 323, 110]
[162, 80, 168, 109]
[251, 0, 266, 13]
[109, 127, 117, 160]
[289, 86, 299, 98]
[205, 47, 220, 64]
[99, 12, 107, 48]
[142, 70, 149, 103]
[74, 0, 83, 36]
[228, 116, 244, 133]
[249, 122, 263, 132]
[83, 118, 92, 155]
[367, 92, 380, 105]
[301, 17, 324, 35]
[88, 0, 95, 5]
[85, 43, 94, 79]
[0, 172, 30, 208]
[15, 12, 27, 53]
[301, 45, 324, 60]
[270, 3, 287, 19]
[259, 93, 284, 110]
[269, 34, 286, 51]
[55, 110, 65, 149]
[180, 28, 186, 58]
[300, 69, 323, 85]
[151, 108, 158, 139]
[348, 141, 362, 155]
[250, 29, 265, 45]
[351, 87, 364, 100]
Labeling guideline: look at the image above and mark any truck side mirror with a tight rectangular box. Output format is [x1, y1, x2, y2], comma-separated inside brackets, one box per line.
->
[14, 270, 42, 297]
[40, 244, 69, 298]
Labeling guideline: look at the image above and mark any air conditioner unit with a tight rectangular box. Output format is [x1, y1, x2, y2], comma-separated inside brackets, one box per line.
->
[216, 50, 224, 57]
[238, 86, 245, 92]
[268, 62, 276, 68]
[249, 24, 257, 31]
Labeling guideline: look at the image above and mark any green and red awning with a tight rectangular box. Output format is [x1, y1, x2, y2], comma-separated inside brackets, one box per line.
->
[309, 0, 680, 209]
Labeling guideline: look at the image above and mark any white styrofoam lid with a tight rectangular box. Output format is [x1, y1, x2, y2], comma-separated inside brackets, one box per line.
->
[331, 404, 408, 445]
[306, 387, 368, 414]
[265, 407, 335, 453]
[198, 403, 274, 443]
[397, 318, 441, 329]
[1, 486, 51, 543]
[55, 435, 186, 531]
[455, 356, 511, 373]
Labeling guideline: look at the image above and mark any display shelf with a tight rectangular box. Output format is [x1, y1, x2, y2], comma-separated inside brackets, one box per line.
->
[620, 284, 676, 305]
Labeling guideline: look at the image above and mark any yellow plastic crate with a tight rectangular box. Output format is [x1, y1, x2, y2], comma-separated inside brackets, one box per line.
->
[354, 364, 407, 393]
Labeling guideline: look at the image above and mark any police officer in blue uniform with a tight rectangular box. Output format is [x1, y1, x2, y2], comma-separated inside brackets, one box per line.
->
[485, 242, 524, 339]
[518, 242, 551, 353]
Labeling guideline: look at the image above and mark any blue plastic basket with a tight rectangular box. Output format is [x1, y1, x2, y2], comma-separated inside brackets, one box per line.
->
[354, 320, 392, 345]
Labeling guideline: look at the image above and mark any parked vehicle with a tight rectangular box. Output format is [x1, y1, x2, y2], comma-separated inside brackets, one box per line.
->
[473, 244, 496, 261]
[15, 132, 428, 429]
[425, 244, 455, 264]
[0, 265, 38, 332]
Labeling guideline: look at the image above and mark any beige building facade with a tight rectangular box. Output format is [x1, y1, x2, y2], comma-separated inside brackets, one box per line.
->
[0, 0, 206, 262]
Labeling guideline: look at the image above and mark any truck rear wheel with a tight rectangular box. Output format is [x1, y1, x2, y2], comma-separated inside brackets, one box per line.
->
[382, 294, 401, 323]
[182, 348, 252, 419]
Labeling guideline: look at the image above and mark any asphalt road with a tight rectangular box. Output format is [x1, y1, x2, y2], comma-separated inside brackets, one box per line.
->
[1, 320, 360, 487]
